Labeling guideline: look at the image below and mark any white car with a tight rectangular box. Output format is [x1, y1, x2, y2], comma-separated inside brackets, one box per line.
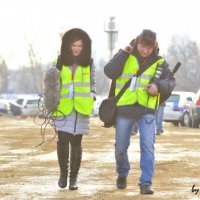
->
[12, 96, 42, 117]
[163, 91, 198, 127]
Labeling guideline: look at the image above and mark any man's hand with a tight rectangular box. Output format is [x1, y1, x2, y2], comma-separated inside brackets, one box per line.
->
[147, 83, 158, 96]
[124, 45, 133, 54]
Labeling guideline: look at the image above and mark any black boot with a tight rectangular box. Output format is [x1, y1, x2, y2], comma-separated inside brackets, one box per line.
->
[57, 141, 69, 188]
[69, 146, 82, 190]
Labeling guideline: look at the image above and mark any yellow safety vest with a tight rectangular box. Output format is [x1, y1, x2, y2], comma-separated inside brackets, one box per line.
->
[52, 64, 94, 116]
[115, 55, 164, 109]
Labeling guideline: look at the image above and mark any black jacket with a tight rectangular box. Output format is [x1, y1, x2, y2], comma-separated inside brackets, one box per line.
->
[104, 49, 175, 118]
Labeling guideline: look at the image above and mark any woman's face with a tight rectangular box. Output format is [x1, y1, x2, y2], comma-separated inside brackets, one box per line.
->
[71, 39, 83, 56]
[137, 43, 154, 58]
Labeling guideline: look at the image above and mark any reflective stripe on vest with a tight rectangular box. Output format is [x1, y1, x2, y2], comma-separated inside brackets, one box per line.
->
[52, 64, 94, 116]
[115, 55, 164, 109]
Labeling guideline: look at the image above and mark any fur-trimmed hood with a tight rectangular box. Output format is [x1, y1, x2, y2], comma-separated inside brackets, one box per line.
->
[129, 37, 160, 56]
[60, 28, 91, 67]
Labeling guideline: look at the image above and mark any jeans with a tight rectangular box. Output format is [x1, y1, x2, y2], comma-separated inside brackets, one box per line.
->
[155, 105, 165, 133]
[115, 114, 155, 186]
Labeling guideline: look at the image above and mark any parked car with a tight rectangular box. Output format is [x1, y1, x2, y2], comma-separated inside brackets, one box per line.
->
[163, 91, 200, 127]
[0, 99, 12, 116]
[9, 101, 22, 116]
[10, 96, 41, 117]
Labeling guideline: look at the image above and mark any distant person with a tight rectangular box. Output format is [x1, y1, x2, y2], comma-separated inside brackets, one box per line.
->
[104, 29, 175, 194]
[196, 95, 200, 105]
[132, 122, 138, 135]
[155, 102, 166, 135]
[49, 28, 96, 190]
[195, 95, 200, 121]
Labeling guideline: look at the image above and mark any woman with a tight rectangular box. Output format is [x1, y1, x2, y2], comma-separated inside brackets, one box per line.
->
[52, 28, 96, 190]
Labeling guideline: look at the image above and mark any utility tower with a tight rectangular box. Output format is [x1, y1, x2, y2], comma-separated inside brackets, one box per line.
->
[104, 17, 118, 60]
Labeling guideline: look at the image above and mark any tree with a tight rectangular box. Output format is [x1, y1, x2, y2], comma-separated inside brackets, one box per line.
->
[27, 44, 43, 93]
[166, 35, 200, 92]
[0, 56, 8, 93]
[6, 43, 45, 94]
[7, 68, 37, 93]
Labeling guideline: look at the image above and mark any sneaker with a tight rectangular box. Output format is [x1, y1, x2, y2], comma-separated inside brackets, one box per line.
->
[116, 176, 127, 189]
[140, 184, 154, 194]
[156, 130, 163, 135]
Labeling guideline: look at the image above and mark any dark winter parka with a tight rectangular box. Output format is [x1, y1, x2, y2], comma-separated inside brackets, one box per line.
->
[104, 38, 175, 119]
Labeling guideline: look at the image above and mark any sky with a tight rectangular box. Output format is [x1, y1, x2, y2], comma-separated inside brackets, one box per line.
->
[0, 0, 200, 69]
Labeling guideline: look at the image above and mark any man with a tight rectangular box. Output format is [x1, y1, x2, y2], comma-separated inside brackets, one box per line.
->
[156, 102, 166, 135]
[104, 29, 175, 194]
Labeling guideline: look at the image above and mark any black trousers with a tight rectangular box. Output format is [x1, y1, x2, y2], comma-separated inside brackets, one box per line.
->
[57, 131, 83, 147]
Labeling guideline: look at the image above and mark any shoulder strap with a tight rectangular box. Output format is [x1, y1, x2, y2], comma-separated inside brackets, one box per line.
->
[136, 56, 162, 76]
[109, 57, 162, 101]
[109, 67, 149, 102]
[115, 78, 132, 102]
[114, 61, 155, 102]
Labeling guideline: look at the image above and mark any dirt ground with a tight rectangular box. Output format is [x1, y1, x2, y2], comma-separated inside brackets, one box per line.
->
[0, 116, 200, 200]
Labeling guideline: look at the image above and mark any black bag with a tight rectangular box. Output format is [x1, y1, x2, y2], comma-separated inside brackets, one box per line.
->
[99, 96, 117, 126]
[99, 78, 132, 127]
